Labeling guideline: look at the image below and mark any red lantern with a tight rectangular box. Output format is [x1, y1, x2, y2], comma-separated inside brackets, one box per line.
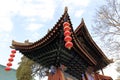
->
[64, 31, 71, 36]
[63, 22, 70, 27]
[11, 50, 16, 53]
[5, 67, 11, 71]
[10, 54, 15, 57]
[8, 58, 14, 62]
[7, 62, 12, 66]
[64, 26, 71, 31]
[65, 41, 73, 49]
[64, 36, 72, 42]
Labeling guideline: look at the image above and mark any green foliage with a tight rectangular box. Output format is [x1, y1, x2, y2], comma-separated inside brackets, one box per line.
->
[16, 56, 34, 80]
[16, 55, 48, 80]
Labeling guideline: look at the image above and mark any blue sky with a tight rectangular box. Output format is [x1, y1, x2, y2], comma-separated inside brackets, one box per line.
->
[0, 0, 118, 79]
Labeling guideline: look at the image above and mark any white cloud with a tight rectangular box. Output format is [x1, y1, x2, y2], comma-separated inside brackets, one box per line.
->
[60, 0, 90, 18]
[74, 10, 84, 17]
[18, 0, 56, 21]
[27, 32, 42, 42]
[62, 0, 90, 7]
[26, 23, 43, 31]
[0, 0, 91, 33]
[0, 0, 18, 32]
[0, 0, 18, 16]
[0, 17, 13, 32]
[0, 0, 56, 33]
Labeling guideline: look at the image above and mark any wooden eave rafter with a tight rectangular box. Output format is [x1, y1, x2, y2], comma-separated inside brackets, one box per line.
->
[72, 34, 97, 65]
[75, 19, 111, 66]
[65, 15, 97, 65]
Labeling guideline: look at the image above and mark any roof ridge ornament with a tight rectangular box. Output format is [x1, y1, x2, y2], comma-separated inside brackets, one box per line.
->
[81, 18, 85, 23]
[64, 6, 68, 13]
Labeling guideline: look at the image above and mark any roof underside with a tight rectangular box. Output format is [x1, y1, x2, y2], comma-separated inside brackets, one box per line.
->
[10, 8, 111, 79]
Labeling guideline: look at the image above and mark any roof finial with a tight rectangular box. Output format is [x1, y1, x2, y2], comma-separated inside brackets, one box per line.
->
[81, 18, 85, 23]
[64, 6, 68, 13]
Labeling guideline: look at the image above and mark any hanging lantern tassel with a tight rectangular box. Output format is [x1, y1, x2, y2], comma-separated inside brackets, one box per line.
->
[11, 50, 16, 53]
[65, 41, 73, 49]
[63, 22, 73, 50]
[64, 36, 72, 42]
[5, 49, 16, 71]
[64, 26, 71, 31]
[63, 22, 70, 27]
[10, 53, 15, 57]
[64, 31, 71, 36]
[5, 67, 11, 71]
[8, 58, 14, 62]
[7, 62, 12, 66]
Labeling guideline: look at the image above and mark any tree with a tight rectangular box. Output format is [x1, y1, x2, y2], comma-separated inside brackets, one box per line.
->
[93, 0, 120, 79]
[16, 56, 48, 80]
[16, 56, 34, 80]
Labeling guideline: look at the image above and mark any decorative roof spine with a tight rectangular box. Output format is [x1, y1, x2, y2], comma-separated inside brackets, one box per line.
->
[64, 6, 68, 13]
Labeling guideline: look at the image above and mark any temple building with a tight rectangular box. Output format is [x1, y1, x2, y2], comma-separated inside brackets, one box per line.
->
[10, 7, 113, 80]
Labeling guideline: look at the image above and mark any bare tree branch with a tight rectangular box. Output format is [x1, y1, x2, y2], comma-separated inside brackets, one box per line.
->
[93, 0, 120, 78]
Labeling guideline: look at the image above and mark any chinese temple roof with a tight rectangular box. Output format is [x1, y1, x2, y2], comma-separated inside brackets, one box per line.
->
[10, 7, 111, 79]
